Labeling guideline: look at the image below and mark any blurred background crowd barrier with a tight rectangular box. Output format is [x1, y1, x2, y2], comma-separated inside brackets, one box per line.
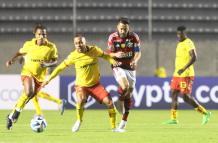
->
[1, 0, 218, 76]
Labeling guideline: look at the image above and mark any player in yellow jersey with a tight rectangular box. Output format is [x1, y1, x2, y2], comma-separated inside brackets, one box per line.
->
[18, 29, 66, 117]
[5, 24, 65, 130]
[42, 35, 124, 132]
[163, 26, 211, 125]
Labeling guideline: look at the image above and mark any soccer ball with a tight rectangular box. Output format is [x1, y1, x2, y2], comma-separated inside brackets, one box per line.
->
[30, 116, 47, 133]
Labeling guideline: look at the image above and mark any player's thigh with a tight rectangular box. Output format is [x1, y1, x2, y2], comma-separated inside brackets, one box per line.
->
[21, 75, 35, 96]
[75, 86, 88, 102]
[113, 67, 130, 89]
[181, 77, 194, 95]
[89, 84, 110, 103]
[126, 70, 136, 89]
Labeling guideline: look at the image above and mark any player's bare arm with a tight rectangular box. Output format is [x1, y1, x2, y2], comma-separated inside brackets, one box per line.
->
[130, 51, 141, 69]
[109, 51, 126, 58]
[6, 52, 26, 67]
[177, 49, 197, 75]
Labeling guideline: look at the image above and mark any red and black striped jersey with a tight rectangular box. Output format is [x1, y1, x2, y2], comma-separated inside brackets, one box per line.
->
[107, 31, 140, 70]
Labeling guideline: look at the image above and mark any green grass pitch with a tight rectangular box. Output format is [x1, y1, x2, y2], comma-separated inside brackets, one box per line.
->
[0, 110, 217, 143]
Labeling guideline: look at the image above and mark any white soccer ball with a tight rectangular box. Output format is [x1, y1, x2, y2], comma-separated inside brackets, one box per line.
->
[30, 116, 47, 133]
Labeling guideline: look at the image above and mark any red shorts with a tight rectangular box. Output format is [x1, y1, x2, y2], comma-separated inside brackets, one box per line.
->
[21, 75, 42, 93]
[75, 83, 109, 103]
[170, 76, 194, 95]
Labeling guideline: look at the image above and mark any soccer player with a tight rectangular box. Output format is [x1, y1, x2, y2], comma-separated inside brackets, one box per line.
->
[163, 26, 211, 125]
[5, 24, 64, 130]
[20, 27, 66, 117]
[42, 35, 123, 132]
[107, 17, 141, 130]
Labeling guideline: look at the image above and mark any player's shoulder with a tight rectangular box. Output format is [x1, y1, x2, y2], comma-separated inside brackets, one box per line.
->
[46, 40, 56, 49]
[67, 50, 77, 58]
[129, 32, 140, 39]
[88, 45, 99, 50]
[184, 38, 194, 45]
[23, 39, 35, 46]
[108, 32, 119, 39]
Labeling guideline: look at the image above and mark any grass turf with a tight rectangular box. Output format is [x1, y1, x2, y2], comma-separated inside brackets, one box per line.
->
[0, 110, 217, 143]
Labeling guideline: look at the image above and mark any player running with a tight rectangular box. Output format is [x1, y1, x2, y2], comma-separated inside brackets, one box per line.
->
[42, 35, 124, 132]
[107, 17, 141, 131]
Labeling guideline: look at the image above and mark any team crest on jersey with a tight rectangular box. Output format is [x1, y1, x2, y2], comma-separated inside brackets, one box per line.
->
[121, 43, 126, 48]
[115, 43, 120, 48]
[67, 81, 96, 108]
[126, 41, 133, 48]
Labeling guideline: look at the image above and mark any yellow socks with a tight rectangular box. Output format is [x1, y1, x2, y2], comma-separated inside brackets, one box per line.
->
[76, 103, 84, 122]
[32, 96, 43, 115]
[14, 92, 29, 111]
[108, 108, 116, 129]
[171, 109, 178, 120]
[37, 91, 62, 105]
[195, 105, 207, 115]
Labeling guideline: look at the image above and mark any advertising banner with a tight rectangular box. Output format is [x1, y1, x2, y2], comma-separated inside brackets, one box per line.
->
[60, 76, 218, 109]
[0, 75, 60, 110]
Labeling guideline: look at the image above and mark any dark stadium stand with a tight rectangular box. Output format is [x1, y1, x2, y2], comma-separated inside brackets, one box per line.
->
[1, 0, 218, 76]
[1, 0, 218, 40]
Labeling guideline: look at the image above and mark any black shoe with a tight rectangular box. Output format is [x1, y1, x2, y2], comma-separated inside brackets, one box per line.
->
[60, 99, 67, 115]
[6, 115, 13, 130]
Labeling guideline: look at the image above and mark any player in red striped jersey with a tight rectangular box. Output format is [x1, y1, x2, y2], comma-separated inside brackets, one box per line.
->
[107, 17, 141, 131]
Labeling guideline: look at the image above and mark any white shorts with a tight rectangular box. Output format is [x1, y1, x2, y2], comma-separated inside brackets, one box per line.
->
[112, 67, 136, 88]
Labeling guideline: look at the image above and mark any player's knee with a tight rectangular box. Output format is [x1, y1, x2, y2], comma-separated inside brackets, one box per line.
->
[182, 95, 189, 102]
[26, 91, 35, 99]
[103, 97, 113, 108]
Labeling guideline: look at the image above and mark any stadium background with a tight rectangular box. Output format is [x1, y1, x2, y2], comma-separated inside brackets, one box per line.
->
[1, 0, 218, 110]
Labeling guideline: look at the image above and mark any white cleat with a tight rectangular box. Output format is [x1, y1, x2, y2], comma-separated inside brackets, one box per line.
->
[118, 120, 127, 130]
[112, 128, 126, 133]
[114, 100, 124, 114]
[72, 120, 81, 132]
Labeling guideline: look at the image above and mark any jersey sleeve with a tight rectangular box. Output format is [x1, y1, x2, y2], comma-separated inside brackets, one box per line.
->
[63, 52, 75, 66]
[19, 41, 30, 54]
[133, 32, 141, 48]
[107, 34, 115, 52]
[186, 39, 195, 51]
[93, 46, 104, 57]
[50, 44, 58, 60]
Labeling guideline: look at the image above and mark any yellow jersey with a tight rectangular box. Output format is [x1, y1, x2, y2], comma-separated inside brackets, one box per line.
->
[173, 38, 195, 77]
[20, 38, 58, 82]
[49, 45, 115, 87]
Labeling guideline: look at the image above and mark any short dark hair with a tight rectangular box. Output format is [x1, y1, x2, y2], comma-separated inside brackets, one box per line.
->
[74, 33, 85, 39]
[33, 23, 46, 34]
[118, 17, 130, 25]
[177, 25, 186, 32]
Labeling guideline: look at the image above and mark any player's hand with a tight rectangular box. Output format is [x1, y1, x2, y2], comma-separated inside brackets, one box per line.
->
[40, 62, 47, 68]
[114, 51, 125, 58]
[112, 61, 121, 67]
[5, 60, 14, 67]
[177, 68, 185, 75]
[130, 60, 137, 69]
[41, 81, 49, 88]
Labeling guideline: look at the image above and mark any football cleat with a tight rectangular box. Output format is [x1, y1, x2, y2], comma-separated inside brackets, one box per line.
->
[202, 112, 211, 125]
[72, 120, 81, 132]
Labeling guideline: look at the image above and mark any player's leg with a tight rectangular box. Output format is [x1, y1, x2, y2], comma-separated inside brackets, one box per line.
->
[182, 77, 211, 125]
[102, 96, 117, 130]
[163, 89, 179, 124]
[117, 69, 136, 130]
[7, 76, 35, 130]
[37, 91, 67, 115]
[72, 86, 87, 132]
[182, 94, 211, 124]
[163, 77, 180, 124]
[32, 96, 43, 116]
[88, 83, 119, 131]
